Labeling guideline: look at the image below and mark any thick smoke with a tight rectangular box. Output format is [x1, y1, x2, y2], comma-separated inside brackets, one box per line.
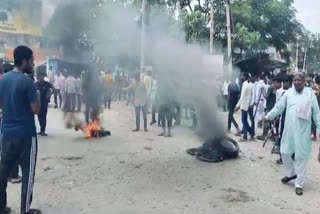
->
[47, 1, 227, 140]
[92, 3, 227, 141]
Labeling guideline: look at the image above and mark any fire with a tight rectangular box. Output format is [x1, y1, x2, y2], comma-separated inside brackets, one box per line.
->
[65, 112, 111, 139]
[84, 119, 101, 139]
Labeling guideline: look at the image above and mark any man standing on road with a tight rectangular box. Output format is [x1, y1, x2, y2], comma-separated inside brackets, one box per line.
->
[274, 75, 292, 165]
[222, 79, 230, 112]
[64, 72, 76, 112]
[75, 73, 83, 111]
[254, 74, 267, 124]
[264, 72, 320, 196]
[53, 70, 64, 109]
[227, 77, 241, 135]
[103, 71, 113, 109]
[0, 46, 41, 214]
[35, 72, 53, 136]
[235, 73, 255, 142]
[124, 73, 148, 132]
[257, 78, 281, 141]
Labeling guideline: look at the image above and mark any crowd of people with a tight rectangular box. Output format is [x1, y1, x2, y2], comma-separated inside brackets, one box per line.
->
[222, 71, 320, 196]
[1, 45, 320, 214]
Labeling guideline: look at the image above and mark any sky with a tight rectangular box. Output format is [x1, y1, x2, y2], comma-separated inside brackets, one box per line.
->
[294, 0, 320, 33]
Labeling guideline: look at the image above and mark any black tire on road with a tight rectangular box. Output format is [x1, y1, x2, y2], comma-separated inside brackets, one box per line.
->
[218, 137, 239, 159]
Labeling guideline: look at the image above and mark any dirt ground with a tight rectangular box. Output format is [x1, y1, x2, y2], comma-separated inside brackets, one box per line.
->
[6, 101, 320, 214]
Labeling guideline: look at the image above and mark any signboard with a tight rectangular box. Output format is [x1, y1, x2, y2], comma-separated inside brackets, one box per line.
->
[0, 0, 42, 36]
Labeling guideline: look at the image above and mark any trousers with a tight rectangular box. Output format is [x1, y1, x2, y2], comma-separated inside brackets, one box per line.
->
[38, 103, 48, 133]
[0, 136, 38, 214]
[282, 153, 308, 188]
[135, 105, 147, 130]
[64, 93, 76, 112]
[248, 106, 255, 137]
[159, 104, 173, 128]
[53, 89, 62, 108]
[228, 107, 239, 131]
[241, 110, 254, 140]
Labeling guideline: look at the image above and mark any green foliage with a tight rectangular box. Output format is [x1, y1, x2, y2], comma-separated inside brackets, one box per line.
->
[180, 11, 209, 44]
[234, 23, 261, 51]
[301, 33, 320, 72]
[0, 0, 19, 11]
[0, 11, 9, 22]
[44, 1, 94, 57]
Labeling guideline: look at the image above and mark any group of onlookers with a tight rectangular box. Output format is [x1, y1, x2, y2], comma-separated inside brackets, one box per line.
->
[223, 71, 320, 196]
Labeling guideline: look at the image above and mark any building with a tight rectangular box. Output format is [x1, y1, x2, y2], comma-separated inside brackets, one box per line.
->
[0, 0, 46, 65]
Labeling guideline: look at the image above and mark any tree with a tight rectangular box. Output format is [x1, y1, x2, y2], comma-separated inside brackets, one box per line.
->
[234, 23, 261, 58]
[0, 0, 18, 11]
[0, 11, 8, 23]
[44, 1, 94, 58]
[180, 11, 209, 44]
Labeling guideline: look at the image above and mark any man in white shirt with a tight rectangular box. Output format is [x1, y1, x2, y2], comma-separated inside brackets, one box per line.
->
[144, 70, 153, 112]
[235, 73, 255, 141]
[75, 74, 83, 111]
[254, 74, 267, 123]
[53, 70, 65, 108]
[47, 66, 55, 84]
[64, 73, 76, 112]
[223, 80, 230, 111]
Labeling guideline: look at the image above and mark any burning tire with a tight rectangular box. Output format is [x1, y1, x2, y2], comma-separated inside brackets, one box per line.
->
[217, 137, 239, 159]
[188, 137, 239, 162]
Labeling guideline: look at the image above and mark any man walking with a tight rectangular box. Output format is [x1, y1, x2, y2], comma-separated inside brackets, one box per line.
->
[227, 77, 241, 135]
[35, 72, 53, 136]
[0, 46, 41, 214]
[235, 73, 255, 142]
[53, 70, 64, 109]
[274, 75, 292, 165]
[257, 78, 281, 140]
[264, 72, 320, 196]
[254, 74, 267, 123]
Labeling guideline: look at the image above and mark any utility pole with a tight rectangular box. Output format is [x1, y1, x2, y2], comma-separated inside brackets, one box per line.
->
[226, 1, 232, 73]
[295, 43, 299, 72]
[303, 47, 308, 72]
[209, 4, 214, 55]
[140, 0, 146, 72]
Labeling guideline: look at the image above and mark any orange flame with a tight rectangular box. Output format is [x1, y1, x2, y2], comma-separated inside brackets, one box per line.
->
[84, 120, 101, 139]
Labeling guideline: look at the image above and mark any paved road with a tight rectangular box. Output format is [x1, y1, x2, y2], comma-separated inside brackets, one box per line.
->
[6, 101, 320, 214]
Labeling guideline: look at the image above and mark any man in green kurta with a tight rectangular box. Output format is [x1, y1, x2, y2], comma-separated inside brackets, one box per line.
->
[265, 72, 320, 196]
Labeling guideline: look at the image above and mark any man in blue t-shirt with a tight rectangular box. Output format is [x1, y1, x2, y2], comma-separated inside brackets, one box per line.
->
[0, 46, 41, 214]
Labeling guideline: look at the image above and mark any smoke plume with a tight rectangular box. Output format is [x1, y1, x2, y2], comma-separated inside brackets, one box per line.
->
[91, 2, 227, 141]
